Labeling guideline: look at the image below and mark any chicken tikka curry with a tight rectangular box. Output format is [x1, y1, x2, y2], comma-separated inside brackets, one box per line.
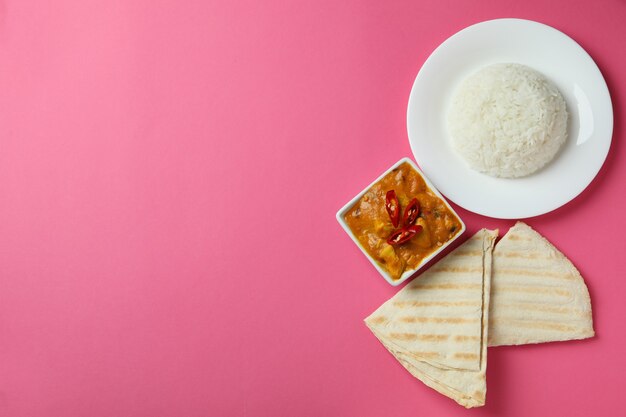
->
[344, 162, 462, 280]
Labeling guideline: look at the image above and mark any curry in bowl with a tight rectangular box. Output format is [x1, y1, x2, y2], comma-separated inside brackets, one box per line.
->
[343, 161, 463, 280]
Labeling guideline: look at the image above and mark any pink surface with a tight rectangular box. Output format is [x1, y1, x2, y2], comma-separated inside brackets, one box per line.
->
[0, 0, 624, 416]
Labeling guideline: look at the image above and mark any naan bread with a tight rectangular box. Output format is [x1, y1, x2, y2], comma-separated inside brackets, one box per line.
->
[365, 229, 498, 408]
[488, 222, 594, 346]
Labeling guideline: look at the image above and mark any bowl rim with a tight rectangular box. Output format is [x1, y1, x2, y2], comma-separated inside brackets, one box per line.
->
[335, 157, 466, 286]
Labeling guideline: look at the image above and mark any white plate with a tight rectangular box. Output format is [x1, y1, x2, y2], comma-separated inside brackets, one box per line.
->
[407, 18, 613, 219]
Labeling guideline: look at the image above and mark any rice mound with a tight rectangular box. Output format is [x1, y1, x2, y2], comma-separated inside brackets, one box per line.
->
[447, 63, 568, 178]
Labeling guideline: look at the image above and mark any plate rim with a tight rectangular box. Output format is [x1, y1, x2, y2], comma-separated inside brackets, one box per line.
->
[406, 18, 614, 219]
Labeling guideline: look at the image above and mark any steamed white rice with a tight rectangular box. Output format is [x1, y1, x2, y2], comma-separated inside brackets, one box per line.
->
[447, 63, 568, 178]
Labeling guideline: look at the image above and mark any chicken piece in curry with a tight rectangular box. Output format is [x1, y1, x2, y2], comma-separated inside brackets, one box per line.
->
[344, 162, 462, 280]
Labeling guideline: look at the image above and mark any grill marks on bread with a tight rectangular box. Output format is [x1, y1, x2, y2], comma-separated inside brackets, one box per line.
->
[364, 229, 498, 408]
[488, 222, 594, 346]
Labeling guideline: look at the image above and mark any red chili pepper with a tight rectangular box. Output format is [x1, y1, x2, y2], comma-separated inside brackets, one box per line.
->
[402, 198, 420, 226]
[385, 190, 400, 228]
[387, 225, 423, 246]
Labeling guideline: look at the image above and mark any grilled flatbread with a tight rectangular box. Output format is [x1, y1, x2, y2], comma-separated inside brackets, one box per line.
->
[365, 229, 498, 408]
[488, 222, 594, 346]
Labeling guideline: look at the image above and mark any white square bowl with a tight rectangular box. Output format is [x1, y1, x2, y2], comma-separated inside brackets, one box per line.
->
[336, 157, 466, 286]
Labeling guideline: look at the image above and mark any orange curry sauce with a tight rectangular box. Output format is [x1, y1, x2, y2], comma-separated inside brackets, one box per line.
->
[345, 162, 462, 280]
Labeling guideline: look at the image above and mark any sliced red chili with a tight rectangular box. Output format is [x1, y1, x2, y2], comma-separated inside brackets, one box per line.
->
[387, 225, 423, 246]
[385, 190, 400, 228]
[402, 198, 420, 226]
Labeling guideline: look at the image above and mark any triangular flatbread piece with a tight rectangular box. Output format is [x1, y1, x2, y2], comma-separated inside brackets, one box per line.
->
[488, 222, 594, 346]
[365, 229, 498, 408]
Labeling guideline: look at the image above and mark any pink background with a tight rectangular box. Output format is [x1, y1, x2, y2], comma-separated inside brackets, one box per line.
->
[0, 0, 624, 416]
